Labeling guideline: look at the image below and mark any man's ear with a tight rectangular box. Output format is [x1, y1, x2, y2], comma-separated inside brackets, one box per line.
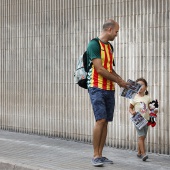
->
[107, 27, 112, 32]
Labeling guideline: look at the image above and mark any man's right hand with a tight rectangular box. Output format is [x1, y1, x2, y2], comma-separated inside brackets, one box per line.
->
[117, 80, 130, 89]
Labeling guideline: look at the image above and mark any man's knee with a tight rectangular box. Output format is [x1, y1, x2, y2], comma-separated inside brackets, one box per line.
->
[96, 119, 107, 125]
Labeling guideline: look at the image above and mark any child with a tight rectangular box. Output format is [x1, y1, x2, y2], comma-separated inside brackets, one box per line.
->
[129, 78, 151, 161]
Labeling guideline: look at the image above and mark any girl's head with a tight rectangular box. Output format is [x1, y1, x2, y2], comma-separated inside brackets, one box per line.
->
[136, 78, 149, 95]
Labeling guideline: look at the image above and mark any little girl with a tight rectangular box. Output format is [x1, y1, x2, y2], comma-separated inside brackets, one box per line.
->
[129, 78, 151, 161]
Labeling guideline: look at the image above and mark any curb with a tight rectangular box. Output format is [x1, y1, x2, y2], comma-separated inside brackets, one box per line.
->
[0, 159, 45, 170]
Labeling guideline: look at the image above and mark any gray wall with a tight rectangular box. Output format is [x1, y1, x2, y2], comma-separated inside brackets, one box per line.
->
[0, 0, 169, 154]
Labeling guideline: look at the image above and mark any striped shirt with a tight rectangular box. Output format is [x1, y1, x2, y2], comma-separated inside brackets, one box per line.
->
[87, 38, 115, 90]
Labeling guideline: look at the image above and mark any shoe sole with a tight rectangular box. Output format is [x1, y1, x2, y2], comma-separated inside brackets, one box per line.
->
[91, 160, 103, 167]
[92, 162, 103, 167]
[103, 162, 113, 164]
[103, 161, 113, 164]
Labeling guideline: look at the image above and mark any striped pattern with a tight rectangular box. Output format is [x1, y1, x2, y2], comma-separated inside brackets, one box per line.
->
[90, 41, 115, 90]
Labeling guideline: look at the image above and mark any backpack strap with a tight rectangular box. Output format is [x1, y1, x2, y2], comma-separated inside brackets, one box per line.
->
[86, 38, 100, 72]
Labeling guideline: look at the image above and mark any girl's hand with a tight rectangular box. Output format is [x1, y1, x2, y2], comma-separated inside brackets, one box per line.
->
[129, 104, 136, 116]
[154, 108, 158, 114]
[131, 111, 136, 116]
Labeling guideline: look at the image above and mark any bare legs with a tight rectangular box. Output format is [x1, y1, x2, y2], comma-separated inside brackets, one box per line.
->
[138, 136, 146, 155]
[93, 119, 108, 158]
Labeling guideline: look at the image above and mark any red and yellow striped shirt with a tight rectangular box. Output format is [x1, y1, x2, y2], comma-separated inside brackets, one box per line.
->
[87, 40, 115, 90]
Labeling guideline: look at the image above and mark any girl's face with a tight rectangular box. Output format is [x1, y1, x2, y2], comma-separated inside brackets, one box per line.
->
[137, 81, 147, 94]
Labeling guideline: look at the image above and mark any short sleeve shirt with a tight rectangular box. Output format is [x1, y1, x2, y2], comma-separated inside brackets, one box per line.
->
[130, 95, 151, 120]
[86, 38, 115, 90]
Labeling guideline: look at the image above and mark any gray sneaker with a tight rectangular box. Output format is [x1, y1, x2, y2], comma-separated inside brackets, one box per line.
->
[142, 155, 148, 161]
[101, 157, 113, 164]
[91, 158, 103, 167]
[137, 154, 142, 158]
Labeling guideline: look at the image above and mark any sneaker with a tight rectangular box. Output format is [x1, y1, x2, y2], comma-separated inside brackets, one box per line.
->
[137, 154, 142, 158]
[91, 158, 103, 167]
[142, 154, 148, 161]
[101, 157, 113, 164]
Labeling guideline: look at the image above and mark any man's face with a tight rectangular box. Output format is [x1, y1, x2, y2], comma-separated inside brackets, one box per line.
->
[110, 24, 119, 41]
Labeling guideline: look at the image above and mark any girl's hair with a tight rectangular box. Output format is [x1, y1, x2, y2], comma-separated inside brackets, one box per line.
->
[136, 78, 149, 95]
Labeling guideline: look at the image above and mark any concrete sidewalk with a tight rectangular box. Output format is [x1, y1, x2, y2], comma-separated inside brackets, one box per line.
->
[0, 130, 169, 170]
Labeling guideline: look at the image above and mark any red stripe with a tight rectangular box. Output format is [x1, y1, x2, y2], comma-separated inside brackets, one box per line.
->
[93, 66, 98, 87]
[100, 42, 107, 89]
[109, 44, 113, 71]
[109, 44, 113, 90]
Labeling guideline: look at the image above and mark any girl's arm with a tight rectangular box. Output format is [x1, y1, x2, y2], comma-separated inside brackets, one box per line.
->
[148, 103, 151, 111]
[129, 104, 136, 116]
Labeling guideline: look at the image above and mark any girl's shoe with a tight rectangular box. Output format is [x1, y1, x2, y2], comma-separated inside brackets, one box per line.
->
[137, 154, 142, 158]
[142, 154, 148, 161]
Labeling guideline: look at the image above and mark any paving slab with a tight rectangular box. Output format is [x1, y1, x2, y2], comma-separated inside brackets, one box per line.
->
[0, 130, 169, 170]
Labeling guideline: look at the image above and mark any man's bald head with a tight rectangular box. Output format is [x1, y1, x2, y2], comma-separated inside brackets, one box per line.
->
[102, 19, 118, 30]
[99, 19, 119, 42]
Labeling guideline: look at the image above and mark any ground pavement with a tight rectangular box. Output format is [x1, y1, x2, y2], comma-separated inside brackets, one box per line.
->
[0, 130, 169, 170]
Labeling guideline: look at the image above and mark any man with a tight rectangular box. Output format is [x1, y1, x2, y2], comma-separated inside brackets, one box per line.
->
[87, 19, 129, 167]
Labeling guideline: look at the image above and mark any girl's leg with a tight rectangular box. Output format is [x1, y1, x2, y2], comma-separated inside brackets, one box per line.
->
[139, 136, 148, 161]
[138, 136, 145, 155]
[137, 140, 141, 155]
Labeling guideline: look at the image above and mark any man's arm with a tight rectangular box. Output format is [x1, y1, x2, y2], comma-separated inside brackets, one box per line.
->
[92, 58, 128, 88]
[111, 69, 122, 81]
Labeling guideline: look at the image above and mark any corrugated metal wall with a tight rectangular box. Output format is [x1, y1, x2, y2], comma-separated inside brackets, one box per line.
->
[0, 0, 169, 154]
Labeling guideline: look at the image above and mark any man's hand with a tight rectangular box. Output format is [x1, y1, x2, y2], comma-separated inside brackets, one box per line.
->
[117, 79, 130, 89]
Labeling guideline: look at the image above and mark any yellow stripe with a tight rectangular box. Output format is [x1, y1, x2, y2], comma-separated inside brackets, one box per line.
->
[105, 45, 111, 71]
[105, 44, 111, 90]
[98, 42, 105, 88]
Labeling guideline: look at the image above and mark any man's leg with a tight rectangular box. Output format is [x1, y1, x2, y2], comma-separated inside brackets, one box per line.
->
[99, 121, 108, 157]
[97, 90, 114, 164]
[98, 121, 113, 164]
[93, 119, 106, 158]
[88, 88, 112, 166]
